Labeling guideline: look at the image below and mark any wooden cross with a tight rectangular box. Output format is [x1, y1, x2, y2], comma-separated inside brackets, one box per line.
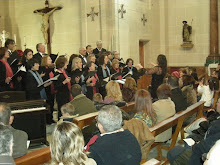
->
[33, 0, 62, 54]
[141, 14, 147, 26]
[87, 7, 99, 21]
[118, 4, 126, 18]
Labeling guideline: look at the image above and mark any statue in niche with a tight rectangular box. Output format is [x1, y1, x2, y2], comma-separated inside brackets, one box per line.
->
[34, 0, 62, 44]
[182, 21, 192, 42]
[181, 20, 194, 48]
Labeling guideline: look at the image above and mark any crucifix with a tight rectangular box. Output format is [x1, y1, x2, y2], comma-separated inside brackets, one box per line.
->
[141, 14, 147, 26]
[87, 7, 99, 21]
[118, 4, 126, 18]
[33, 0, 62, 54]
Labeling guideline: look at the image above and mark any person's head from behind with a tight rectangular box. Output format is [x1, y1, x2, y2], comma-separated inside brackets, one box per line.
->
[182, 75, 195, 87]
[157, 54, 167, 75]
[0, 102, 13, 126]
[0, 124, 13, 156]
[211, 69, 219, 79]
[71, 84, 82, 97]
[157, 84, 171, 100]
[179, 68, 188, 78]
[135, 89, 156, 123]
[202, 77, 219, 91]
[123, 77, 137, 91]
[106, 81, 122, 101]
[189, 67, 197, 75]
[50, 122, 87, 164]
[203, 140, 220, 165]
[61, 103, 75, 117]
[167, 76, 179, 89]
[5, 39, 15, 50]
[97, 105, 123, 134]
[93, 93, 103, 103]
[36, 43, 45, 54]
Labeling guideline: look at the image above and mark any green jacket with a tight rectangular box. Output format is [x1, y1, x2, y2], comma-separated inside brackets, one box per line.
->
[70, 94, 97, 116]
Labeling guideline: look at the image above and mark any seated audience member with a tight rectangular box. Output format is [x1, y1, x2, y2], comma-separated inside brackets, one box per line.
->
[167, 76, 187, 113]
[189, 67, 198, 81]
[197, 77, 219, 108]
[54, 56, 72, 119]
[0, 102, 28, 158]
[153, 84, 175, 142]
[0, 124, 15, 164]
[25, 58, 51, 100]
[57, 103, 78, 124]
[181, 75, 197, 106]
[103, 81, 126, 107]
[93, 93, 104, 110]
[49, 122, 96, 165]
[70, 84, 97, 116]
[133, 89, 157, 127]
[203, 140, 220, 165]
[167, 109, 220, 165]
[171, 71, 180, 79]
[89, 105, 142, 165]
[122, 77, 137, 102]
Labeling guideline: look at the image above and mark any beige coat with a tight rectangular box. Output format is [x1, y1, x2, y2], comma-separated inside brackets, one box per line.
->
[152, 98, 175, 142]
[123, 119, 155, 160]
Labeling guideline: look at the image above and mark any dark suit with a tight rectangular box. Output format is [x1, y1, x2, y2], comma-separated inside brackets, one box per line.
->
[79, 55, 87, 66]
[8, 50, 20, 73]
[93, 48, 106, 60]
[33, 52, 43, 65]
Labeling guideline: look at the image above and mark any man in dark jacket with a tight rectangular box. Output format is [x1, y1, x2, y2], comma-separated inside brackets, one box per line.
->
[168, 76, 187, 113]
[167, 99, 220, 165]
[89, 105, 142, 165]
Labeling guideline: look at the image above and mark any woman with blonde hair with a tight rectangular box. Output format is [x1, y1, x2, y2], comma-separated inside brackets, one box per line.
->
[133, 89, 157, 127]
[49, 122, 96, 165]
[122, 77, 137, 102]
[103, 80, 122, 104]
[70, 57, 86, 93]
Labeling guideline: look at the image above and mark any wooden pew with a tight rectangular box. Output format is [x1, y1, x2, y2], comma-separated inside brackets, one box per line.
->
[73, 112, 99, 129]
[120, 102, 135, 113]
[14, 147, 50, 165]
[149, 101, 205, 163]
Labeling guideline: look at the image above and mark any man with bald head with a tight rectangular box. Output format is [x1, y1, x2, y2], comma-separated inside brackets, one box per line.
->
[0, 103, 28, 158]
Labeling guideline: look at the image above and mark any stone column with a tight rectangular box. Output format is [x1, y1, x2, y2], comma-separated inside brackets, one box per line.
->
[205, 0, 219, 66]
[210, 0, 218, 56]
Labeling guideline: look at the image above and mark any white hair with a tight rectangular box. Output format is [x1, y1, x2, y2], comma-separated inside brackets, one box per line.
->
[97, 105, 123, 133]
[96, 40, 102, 45]
[0, 124, 13, 156]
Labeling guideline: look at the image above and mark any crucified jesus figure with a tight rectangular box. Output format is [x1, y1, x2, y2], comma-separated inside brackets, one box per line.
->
[34, 1, 62, 44]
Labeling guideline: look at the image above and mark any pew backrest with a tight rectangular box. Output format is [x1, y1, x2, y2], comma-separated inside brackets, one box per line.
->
[120, 102, 135, 113]
[73, 112, 99, 129]
[14, 146, 50, 165]
[0, 91, 26, 103]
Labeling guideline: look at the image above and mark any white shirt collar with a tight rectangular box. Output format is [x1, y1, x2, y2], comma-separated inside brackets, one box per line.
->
[100, 128, 124, 136]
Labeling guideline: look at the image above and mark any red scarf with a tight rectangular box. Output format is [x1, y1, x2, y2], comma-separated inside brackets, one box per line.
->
[58, 69, 73, 101]
[91, 72, 99, 94]
[0, 59, 13, 88]
[46, 66, 57, 94]
[114, 68, 122, 88]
